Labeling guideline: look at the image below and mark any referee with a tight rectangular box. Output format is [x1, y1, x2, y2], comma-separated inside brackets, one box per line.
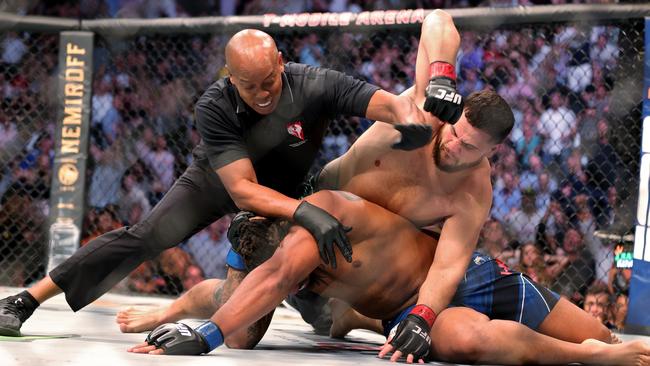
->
[0, 29, 445, 336]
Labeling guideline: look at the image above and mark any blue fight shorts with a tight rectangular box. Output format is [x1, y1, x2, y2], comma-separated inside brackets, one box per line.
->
[383, 252, 560, 337]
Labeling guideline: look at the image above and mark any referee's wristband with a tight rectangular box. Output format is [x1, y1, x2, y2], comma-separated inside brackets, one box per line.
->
[196, 321, 224, 351]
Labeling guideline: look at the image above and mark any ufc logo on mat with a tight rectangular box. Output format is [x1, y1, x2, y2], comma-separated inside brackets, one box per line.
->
[434, 89, 462, 105]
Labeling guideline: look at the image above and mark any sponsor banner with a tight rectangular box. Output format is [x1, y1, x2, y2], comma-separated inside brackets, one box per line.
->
[627, 18, 650, 335]
[47, 32, 94, 272]
[263, 9, 425, 28]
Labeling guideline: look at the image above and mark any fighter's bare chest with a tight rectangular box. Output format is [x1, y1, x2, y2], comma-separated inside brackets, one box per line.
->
[345, 167, 456, 227]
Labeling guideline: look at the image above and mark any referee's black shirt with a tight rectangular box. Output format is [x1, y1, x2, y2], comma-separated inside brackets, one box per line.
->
[193, 62, 380, 198]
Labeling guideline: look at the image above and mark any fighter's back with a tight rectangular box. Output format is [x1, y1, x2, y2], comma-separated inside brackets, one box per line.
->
[305, 190, 437, 321]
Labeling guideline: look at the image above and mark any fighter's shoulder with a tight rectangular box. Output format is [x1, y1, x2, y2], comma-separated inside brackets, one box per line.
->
[458, 161, 493, 207]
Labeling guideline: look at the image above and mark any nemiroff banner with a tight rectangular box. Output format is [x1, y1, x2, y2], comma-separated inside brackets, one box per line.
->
[47, 32, 93, 272]
[628, 18, 650, 335]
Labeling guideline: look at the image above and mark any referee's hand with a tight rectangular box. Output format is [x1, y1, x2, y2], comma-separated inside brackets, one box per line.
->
[293, 201, 352, 269]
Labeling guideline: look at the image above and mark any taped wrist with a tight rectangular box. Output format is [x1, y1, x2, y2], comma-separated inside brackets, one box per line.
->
[429, 61, 456, 81]
[195, 321, 224, 351]
[410, 304, 437, 328]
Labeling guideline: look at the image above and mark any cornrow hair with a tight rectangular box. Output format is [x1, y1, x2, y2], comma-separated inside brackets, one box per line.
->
[238, 217, 292, 271]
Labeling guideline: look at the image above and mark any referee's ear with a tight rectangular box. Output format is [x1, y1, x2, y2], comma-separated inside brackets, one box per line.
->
[277, 51, 284, 72]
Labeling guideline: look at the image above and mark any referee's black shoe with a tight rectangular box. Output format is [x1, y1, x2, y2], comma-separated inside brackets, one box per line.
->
[0, 292, 38, 336]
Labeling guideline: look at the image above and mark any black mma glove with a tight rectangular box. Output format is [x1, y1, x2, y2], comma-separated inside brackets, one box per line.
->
[293, 201, 352, 269]
[391, 124, 433, 151]
[227, 211, 256, 251]
[389, 305, 437, 362]
[146, 321, 223, 355]
[424, 61, 464, 124]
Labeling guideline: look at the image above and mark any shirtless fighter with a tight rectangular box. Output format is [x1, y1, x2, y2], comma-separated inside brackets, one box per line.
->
[128, 190, 650, 365]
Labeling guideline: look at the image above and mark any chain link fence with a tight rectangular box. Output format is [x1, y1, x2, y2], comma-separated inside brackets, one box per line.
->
[0, 31, 59, 287]
[0, 12, 644, 306]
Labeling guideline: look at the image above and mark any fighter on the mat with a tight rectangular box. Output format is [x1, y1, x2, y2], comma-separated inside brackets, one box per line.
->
[128, 190, 650, 365]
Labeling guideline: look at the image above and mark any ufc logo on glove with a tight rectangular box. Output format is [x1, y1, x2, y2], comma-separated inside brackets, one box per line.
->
[434, 89, 462, 105]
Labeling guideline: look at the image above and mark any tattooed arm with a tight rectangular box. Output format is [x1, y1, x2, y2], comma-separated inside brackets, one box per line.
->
[217, 267, 275, 349]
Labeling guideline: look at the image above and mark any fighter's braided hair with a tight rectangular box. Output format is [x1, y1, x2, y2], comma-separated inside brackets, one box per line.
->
[238, 217, 292, 271]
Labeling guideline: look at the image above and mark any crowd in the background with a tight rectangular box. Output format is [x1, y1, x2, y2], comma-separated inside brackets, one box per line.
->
[0, 0, 624, 19]
[0, 4, 638, 330]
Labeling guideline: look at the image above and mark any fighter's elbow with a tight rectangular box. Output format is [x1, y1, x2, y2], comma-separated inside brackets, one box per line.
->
[424, 10, 459, 39]
[225, 336, 259, 350]
[424, 9, 452, 27]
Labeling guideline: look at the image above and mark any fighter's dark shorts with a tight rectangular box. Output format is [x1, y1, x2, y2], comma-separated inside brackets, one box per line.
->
[383, 252, 560, 337]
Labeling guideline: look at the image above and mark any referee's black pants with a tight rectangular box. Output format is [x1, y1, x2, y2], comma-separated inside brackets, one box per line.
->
[50, 159, 238, 311]
[49, 158, 332, 334]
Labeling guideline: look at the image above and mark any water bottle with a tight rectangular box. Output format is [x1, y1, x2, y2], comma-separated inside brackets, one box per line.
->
[47, 218, 80, 272]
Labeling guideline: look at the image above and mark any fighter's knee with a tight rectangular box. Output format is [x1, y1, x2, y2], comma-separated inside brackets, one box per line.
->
[433, 314, 489, 363]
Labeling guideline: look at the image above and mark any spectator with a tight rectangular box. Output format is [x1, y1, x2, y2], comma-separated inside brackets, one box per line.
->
[82, 207, 123, 245]
[583, 282, 614, 329]
[125, 262, 163, 294]
[608, 260, 631, 297]
[611, 292, 628, 332]
[515, 113, 542, 170]
[478, 219, 518, 269]
[551, 227, 595, 303]
[538, 89, 578, 167]
[590, 34, 619, 72]
[535, 171, 555, 212]
[299, 33, 325, 67]
[601, 186, 633, 234]
[87, 141, 134, 208]
[182, 265, 205, 292]
[118, 172, 152, 225]
[491, 171, 522, 223]
[593, 84, 610, 115]
[91, 78, 120, 146]
[516, 242, 564, 287]
[519, 153, 547, 191]
[321, 128, 350, 162]
[590, 119, 621, 192]
[505, 188, 544, 244]
[156, 247, 193, 296]
[1, 32, 27, 65]
[183, 216, 232, 279]
[0, 109, 19, 154]
[458, 67, 484, 96]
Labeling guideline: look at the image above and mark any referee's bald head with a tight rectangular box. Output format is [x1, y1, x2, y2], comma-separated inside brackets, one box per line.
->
[225, 29, 285, 115]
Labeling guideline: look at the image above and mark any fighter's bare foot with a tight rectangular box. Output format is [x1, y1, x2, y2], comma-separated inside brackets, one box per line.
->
[329, 299, 356, 339]
[582, 338, 650, 365]
[116, 306, 166, 333]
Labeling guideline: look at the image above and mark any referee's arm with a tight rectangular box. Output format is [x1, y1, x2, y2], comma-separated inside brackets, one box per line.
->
[216, 158, 300, 219]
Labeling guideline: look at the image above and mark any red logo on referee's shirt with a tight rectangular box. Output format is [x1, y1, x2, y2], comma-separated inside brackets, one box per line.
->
[287, 121, 304, 140]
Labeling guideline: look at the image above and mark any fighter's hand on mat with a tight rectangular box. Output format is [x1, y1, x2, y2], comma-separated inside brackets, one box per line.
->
[131, 322, 210, 355]
[391, 123, 433, 151]
[424, 61, 463, 124]
[379, 305, 436, 363]
[293, 200, 352, 269]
